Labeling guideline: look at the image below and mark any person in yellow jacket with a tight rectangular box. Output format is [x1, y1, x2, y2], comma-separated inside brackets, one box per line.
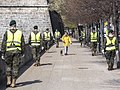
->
[29, 25, 41, 66]
[90, 28, 98, 56]
[1, 20, 25, 88]
[104, 30, 117, 71]
[62, 32, 72, 55]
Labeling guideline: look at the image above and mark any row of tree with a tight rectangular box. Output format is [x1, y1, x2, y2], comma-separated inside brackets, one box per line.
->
[49, 0, 120, 26]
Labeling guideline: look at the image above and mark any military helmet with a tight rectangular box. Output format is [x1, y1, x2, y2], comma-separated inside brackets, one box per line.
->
[34, 25, 38, 29]
[92, 27, 95, 32]
[10, 20, 16, 26]
[46, 28, 49, 31]
[56, 29, 58, 31]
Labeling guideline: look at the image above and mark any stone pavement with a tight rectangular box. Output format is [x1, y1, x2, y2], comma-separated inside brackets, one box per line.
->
[2, 39, 120, 90]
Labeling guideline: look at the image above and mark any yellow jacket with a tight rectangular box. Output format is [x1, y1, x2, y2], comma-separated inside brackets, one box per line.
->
[62, 35, 72, 46]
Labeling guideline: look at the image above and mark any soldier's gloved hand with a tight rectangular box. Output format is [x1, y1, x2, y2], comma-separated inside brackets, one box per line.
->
[116, 50, 119, 55]
[102, 49, 105, 54]
[29, 45, 32, 48]
[53, 38, 55, 41]
[21, 54, 25, 58]
[1, 54, 5, 60]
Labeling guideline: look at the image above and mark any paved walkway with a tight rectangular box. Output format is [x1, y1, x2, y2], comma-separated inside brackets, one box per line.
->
[2, 39, 120, 90]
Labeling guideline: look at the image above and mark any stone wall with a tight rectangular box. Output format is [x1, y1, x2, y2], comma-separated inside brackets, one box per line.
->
[0, 0, 52, 43]
[0, 0, 47, 6]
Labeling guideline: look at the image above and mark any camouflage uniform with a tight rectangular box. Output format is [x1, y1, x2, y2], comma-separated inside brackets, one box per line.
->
[43, 29, 52, 51]
[54, 30, 61, 48]
[29, 31, 41, 66]
[104, 35, 117, 70]
[81, 31, 85, 47]
[1, 29, 25, 79]
[90, 31, 98, 56]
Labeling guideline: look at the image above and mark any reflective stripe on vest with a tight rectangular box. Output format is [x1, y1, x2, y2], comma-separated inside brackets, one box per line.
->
[31, 32, 40, 46]
[81, 31, 85, 38]
[91, 32, 97, 42]
[44, 32, 50, 40]
[6, 30, 22, 51]
[55, 31, 60, 38]
[106, 36, 116, 51]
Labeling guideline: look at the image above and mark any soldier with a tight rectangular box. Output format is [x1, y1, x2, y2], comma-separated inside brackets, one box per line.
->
[43, 28, 52, 51]
[81, 30, 85, 47]
[104, 30, 117, 71]
[90, 28, 98, 56]
[1, 20, 25, 88]
[29, 25, 41, 66]
[54, 29, 61, 48]
[62, 32, 72, 55]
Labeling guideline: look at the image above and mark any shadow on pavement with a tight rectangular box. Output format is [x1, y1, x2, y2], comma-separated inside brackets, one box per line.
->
[78, 67, 89, 70]
[68, 54, 76, 55]
[16, 80, 42, 87]
[47, 51, 57, 53]
[40, 63, 52, 66]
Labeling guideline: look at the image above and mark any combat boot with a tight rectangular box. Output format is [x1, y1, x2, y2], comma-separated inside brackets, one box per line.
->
[92, 52, 94, 56]
[108, 63, 112, 71]
[110, 63, 114, 70]
[11, 79, 16, 88]
[7, 76, 11, 87]
[34, 63, 37, 66]
[94, 51, 97, 56]
[37, 63, 41, 66]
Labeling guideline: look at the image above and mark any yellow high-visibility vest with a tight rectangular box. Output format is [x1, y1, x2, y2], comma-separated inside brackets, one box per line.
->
[91, 32, 97, 42]
[6, 30, 22, 51]
[106, 29, 108, 36]
[81, 31, 85, 38]
[44, 32, 51, 40]
[31, 32, 41, 46]
[55, 31, 60, 38]
[106, 36, 116, 51]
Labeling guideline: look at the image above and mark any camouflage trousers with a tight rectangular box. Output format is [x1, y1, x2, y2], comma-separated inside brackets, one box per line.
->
[32, 46, 41, 64]
[55, 38, 60, 47]
[105, 50, 116, 69]
[44, 40, 50, 50]
[5, 52, 20, 79]
[80, 38, 85, 47]
[91, 42, 97, 55]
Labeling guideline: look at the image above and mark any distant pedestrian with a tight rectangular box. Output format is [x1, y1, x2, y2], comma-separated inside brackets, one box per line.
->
[90, 28, 98, 56]
[54, 29, 61, 48]
[29, 25, 41, 66]
[43, 28, 52, 51]
[62, 32, 72, 55]
[81, 30, 85, 47]
[104, 30, 117, 71]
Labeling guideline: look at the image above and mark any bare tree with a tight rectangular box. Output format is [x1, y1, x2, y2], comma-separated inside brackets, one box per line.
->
[49, 0, 120, 26]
